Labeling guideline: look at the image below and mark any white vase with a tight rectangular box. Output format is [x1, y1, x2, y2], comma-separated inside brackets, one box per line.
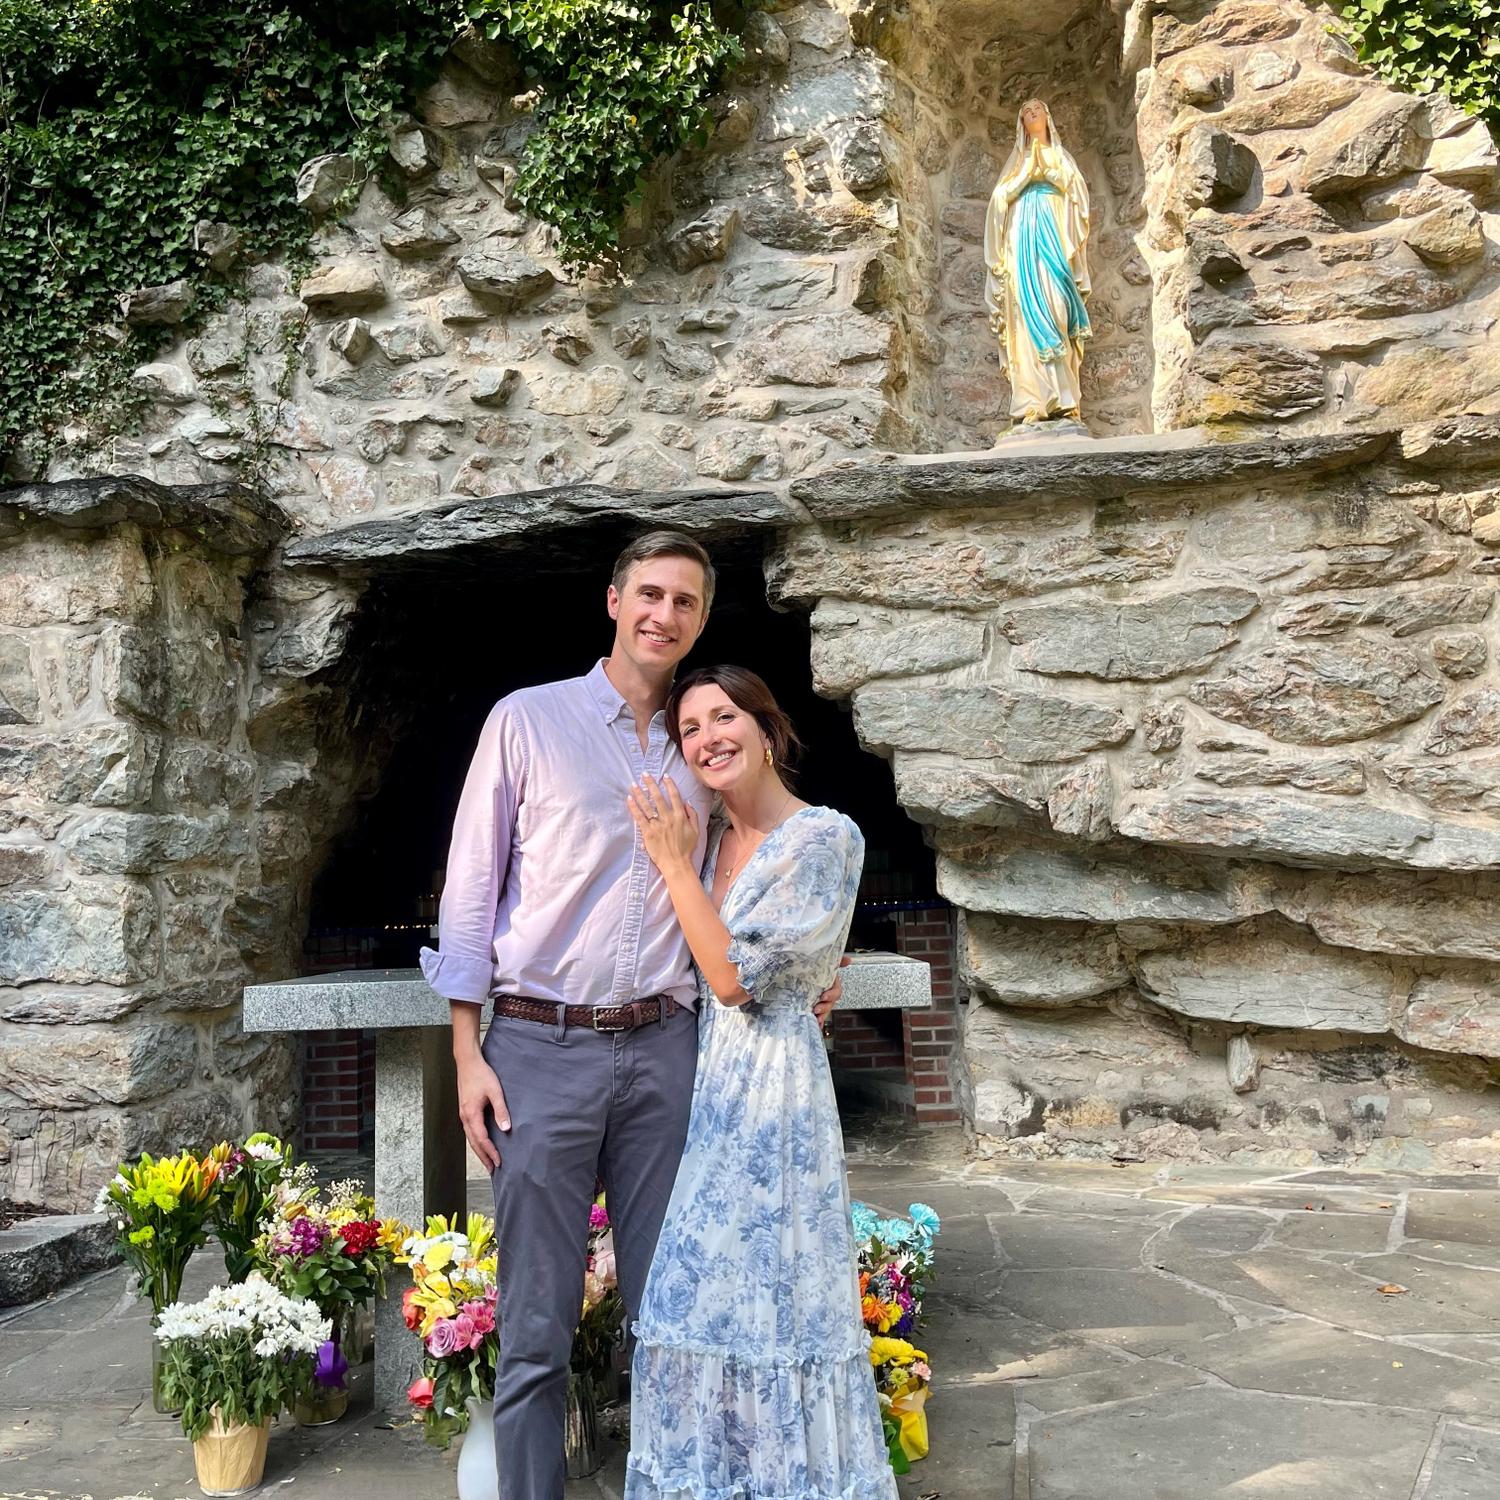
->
[456, 1397, 496, 1500]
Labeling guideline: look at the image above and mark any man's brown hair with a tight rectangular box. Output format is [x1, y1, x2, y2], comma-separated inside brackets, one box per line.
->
[611, 531, 716, 615]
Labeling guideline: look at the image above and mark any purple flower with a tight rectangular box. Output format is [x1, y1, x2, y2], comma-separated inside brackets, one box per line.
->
[314, 1337, 349, 1389]
[274, 1216, 329, 1259]
[426, 1318, 461, 1359]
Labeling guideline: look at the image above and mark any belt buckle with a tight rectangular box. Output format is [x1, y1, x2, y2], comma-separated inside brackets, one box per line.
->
[590, 1008, 631, 1033]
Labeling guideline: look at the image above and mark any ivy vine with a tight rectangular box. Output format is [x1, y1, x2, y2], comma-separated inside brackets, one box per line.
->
[0, 1, 741, 473]
[1330, 0, 1500, 131]
[473, 0, 741, 263]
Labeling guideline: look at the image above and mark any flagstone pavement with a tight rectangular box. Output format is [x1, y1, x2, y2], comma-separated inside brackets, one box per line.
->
[5, 1125, 1500, 1500]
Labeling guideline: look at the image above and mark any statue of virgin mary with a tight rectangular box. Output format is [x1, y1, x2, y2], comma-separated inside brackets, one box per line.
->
[983, 99, 1092, 428]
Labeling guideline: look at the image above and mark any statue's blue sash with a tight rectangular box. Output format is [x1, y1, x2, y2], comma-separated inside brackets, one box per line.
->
[1013, 182, 1090, 361]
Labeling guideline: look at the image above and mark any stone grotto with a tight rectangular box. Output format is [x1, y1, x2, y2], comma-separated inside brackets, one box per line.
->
[4, 0, 1500, 1212]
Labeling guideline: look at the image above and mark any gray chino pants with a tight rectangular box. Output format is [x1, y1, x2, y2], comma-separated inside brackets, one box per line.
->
[481, 1002, 697, 1500]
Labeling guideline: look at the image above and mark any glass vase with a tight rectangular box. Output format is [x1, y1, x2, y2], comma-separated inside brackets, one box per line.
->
[293, 1307, 351, 1426]
[150, 1336, 179, 1417]
[564, 1370, 602, 1479]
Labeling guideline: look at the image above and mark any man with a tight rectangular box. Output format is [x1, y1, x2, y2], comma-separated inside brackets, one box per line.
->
[420, 531, 837, 1500]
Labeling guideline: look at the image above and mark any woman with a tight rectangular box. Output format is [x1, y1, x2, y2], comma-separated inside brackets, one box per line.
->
[623, 665, 897, 1500]
[984, 97, 1092, 426]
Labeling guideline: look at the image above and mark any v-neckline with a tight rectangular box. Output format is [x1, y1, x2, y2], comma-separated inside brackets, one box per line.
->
[709, 806, 819, 915]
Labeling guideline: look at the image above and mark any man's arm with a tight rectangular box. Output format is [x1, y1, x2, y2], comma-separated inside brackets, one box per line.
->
[422, 702, 524, 1169]
[453, 1001, 509, 1172]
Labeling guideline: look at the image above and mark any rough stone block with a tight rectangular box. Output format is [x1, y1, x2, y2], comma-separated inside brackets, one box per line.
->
[1118, 789, 1500, 873]
[0, 535, 153, 628]
[1190, 639, 1444, 745]
[962, 913, 1127, 1007]
[1000, 587, 1260, 681]
[457, 246, 555, 310]
[855, 684, 1132, 764]
[0, 882, 158, 986]
[731, 311, 891, 388]
[299, 260, 387, 316]
[0, 724, 158, 808]
[936, 831, 1251, 924]
[1299, 93, 1424, 199]
[1136, 921, 1395, 1033]
[1174, 126, 1257, 210]
[810, 601, 983, 696]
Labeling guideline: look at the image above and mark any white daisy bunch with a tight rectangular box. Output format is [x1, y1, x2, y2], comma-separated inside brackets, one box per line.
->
[156, 1275, 330, 1357]
[243, 1139, 285, 1163]
[153, 1274, 330, 1440]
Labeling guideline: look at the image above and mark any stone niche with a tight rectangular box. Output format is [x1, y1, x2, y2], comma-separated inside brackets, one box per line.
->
[777, 416, 1500, 1171]
[871, 0, 1155, 445]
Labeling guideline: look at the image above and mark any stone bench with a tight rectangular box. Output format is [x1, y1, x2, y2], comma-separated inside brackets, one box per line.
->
[242, 952, 930, 1411]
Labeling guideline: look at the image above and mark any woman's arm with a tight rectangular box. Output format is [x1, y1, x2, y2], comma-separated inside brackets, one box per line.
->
[628, 776, 752, 1006]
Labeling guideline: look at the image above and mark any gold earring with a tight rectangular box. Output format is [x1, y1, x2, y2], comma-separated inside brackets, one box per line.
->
[764, 746, 774, 768]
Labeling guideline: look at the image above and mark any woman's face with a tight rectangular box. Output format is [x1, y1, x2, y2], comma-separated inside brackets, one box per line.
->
[1022, 103, 1050, 143]
[675, 683, 770, 794]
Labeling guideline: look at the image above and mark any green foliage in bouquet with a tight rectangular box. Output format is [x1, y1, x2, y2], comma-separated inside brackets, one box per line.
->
[208, 1133, 297, 1284]
[95, 1149, 223, 1313]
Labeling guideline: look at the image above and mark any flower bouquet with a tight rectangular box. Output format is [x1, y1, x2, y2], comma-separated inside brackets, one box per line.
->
[399, 1212, 499, 1450]
[255, 1179, 397, 1424]
[868, 1337, 932, 1474]
[155, 1276, 328, 1496]
[851, 1201, 940, 1469]
[573, 1197, 623, 1391]
[207, 1133, 296, 1285]
[95, 1149, 224, 1413]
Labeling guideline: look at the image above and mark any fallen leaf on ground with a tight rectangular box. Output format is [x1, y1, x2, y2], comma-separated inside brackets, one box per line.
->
[1377, 1283, 1408, 1295]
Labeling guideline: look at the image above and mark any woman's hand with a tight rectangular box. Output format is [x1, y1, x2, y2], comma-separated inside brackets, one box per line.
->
[627, 775, 699, 876]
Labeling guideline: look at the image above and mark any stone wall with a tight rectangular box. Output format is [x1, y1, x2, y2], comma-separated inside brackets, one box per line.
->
[28, 0, 1496, 512]
[0, 479, 373, 1210]
[1135, 0, 1500, 430]
[775, 418, 1500, 1169]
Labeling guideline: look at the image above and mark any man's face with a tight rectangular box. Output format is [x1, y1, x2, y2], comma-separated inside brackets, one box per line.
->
[607, 554, 709, 676]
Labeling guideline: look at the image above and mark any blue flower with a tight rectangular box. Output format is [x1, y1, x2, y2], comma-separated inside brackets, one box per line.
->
[850, 1201, 878, 1239]
[877, 1217, 913, 1247]
[909, 1203, 941, 1239]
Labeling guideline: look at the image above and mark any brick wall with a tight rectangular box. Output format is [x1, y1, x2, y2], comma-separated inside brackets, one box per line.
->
[896, 909, 961, 1125]
[297, 1030, 375, 1152]
[296, 931, 377, 1152]
[831, 905, 961, 1124]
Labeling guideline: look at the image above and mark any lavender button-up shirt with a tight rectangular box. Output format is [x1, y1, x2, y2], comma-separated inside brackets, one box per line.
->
[419, 661, 712, 1009]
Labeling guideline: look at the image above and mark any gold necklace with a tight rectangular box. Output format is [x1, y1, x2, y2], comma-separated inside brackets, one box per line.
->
[719, 792, 795, 887]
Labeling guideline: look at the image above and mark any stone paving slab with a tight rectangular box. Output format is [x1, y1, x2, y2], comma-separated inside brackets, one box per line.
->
[1423, 1421, 1500, 1500]
[5, 1152, 1500, 1500]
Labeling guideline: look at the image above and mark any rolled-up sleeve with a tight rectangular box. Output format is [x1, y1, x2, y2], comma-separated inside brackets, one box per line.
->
[419, 700, 526, 1004]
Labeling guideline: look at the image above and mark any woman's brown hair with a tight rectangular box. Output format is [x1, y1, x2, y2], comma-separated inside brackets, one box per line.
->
[666, 665, 803, 774]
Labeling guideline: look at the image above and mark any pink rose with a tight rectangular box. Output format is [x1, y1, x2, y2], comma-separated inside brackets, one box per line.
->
[407, 1376, 434, 1409]
[426, 1318, 461, 1358]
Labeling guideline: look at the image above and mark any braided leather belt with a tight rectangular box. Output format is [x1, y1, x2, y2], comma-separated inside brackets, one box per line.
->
[492, 994, 676, 1033]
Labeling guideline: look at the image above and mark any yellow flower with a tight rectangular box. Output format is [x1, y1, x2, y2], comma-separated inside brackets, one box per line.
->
[378, 1219, 413, 1254]
[421, 1242, 456, 1273]
[869, 1337, 926, 1368]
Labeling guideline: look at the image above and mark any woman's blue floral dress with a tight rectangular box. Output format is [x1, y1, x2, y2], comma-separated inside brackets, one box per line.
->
[626, 807, 898, 1500]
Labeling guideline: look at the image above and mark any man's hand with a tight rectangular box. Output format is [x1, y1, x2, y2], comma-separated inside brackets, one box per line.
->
[453, 1002, 510, 1171]
[814, 955, 851, 1025]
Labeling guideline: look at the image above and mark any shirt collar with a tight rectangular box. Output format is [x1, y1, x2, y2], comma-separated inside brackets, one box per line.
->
[586, 659, 633, 725]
